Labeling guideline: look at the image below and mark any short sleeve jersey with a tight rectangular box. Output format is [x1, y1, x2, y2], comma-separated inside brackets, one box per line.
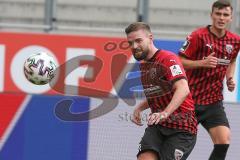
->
[179, 25, 240, 105]
[140, 50, 197, 134]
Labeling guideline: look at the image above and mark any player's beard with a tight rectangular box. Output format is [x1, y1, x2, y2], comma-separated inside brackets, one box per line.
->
[133, 48, 148, 61]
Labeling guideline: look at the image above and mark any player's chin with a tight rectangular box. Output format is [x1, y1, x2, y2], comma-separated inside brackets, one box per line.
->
[216, 24, 227, 30]
[133, 52, 144, 61]
[133, 52, 142, 57]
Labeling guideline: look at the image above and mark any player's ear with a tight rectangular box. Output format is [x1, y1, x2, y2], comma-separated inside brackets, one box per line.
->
[210, 12, 213, 19]
[229, 14, 233, 22]
[149, 33, 153, 40]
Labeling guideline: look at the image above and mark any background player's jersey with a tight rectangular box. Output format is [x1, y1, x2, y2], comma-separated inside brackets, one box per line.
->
[140, 50, 197, 134]
[179, 25, 240, 105]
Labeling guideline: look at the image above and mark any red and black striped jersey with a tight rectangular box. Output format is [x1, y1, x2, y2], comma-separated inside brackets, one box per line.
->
[140, 50, 197, 134]
[179, 25, 240, 105]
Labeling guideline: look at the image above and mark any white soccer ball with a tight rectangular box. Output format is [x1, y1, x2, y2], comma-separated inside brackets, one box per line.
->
[23, 52, 57, 85]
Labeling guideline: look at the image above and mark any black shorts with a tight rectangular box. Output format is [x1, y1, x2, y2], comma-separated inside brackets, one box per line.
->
[195, 101, 230, 130]
[137, 125, 196, 160]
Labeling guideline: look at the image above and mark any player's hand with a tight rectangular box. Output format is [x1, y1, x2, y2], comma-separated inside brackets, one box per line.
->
[147, 111, 168, 125]
[132, 108, 143, 126]
[202, 52, 218, 68]
[227, 77, 235, 92]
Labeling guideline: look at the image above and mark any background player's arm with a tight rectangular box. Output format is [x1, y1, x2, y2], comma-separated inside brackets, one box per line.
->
[179, 32, 218, 69]
[148, 78, 190, 125]
[226, 58, 236, 92]
[179, 52, 218, 69]
[132, 100, 149, 126]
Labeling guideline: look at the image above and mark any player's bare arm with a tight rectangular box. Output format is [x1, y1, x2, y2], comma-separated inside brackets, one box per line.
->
[226, 58, 236, 92]
[179, 52, 218, 69]
[148, 78, 190, 125]
[132, 100, 149, 126]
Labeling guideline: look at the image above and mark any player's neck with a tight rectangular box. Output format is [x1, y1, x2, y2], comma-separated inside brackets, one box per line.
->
[210, 25, 226, 38]
[146, 46, 158, 60]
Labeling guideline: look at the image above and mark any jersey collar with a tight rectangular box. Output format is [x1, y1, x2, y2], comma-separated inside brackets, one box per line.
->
[207, 25, 228, 39]
[147, 49, 161, 62]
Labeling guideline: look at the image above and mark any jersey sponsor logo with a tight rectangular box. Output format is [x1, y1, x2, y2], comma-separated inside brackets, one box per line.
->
[170, 65, 182, 76]
[174, 149, 184, 160]
[217, 58, 230, 65]
[179, 40, 190, 52]
[143, 85, 163, 96]
[226, 44, 233, 54]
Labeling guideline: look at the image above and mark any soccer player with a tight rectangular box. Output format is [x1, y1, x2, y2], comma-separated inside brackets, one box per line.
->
[178, 0, 240, 159]
[125, 22, 197, 160]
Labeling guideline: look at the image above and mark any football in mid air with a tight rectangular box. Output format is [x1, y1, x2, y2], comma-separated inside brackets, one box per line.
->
[23, 52, 57, 85]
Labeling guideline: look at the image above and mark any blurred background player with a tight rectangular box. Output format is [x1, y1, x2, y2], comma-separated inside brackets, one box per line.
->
[179, 0, 240, 159]
[125, 22, 197, 160]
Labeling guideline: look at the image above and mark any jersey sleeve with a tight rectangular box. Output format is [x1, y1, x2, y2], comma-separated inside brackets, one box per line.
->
[179, 32, 198, 59]
[163, 55, 187, 83]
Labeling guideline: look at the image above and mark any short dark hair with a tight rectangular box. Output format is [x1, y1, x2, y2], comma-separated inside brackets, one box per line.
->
[212, 0, 233, 12]
[125, 22, 151, 35]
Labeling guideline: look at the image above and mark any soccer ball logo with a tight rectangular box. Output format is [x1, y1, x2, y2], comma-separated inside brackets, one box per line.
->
[23, 52, 57, 85]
